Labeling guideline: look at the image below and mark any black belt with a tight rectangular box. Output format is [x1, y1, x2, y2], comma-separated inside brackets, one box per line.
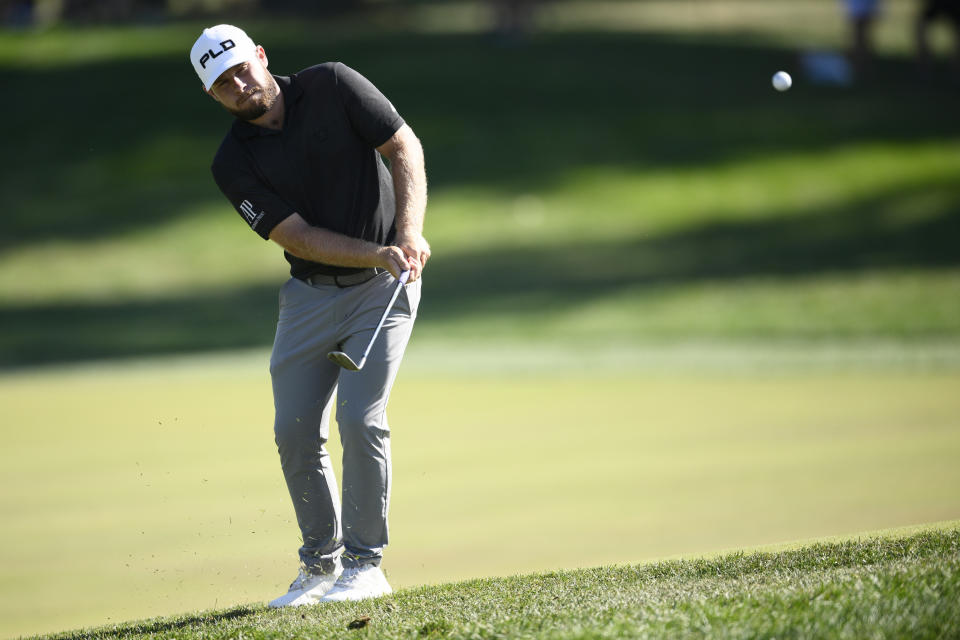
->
[300, 268, 383, 288]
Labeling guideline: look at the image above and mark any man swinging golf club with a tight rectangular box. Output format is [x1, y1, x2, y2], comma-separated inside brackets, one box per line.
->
[190, 24, 429, 606]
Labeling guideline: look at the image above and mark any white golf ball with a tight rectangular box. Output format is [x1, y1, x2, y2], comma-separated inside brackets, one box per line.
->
[772, 71, 792, 92]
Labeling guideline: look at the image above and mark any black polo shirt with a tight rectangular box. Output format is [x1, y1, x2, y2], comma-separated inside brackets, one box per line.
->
[211, 62, 405, 279]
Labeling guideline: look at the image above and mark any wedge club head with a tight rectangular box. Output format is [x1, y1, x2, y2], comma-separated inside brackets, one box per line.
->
[326, 350, 361, 371]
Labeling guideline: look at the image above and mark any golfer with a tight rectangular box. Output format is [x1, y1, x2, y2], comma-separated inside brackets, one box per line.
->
[190, 24, 428, 606]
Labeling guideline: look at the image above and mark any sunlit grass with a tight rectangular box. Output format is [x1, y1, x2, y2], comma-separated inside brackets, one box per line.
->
[2, 140, 958, 309]
[427, 140, 960, 248]
[2, 354, 959, 637]
[26, 526, 960, 640]
[414, 268, 960, 341]
[0, 203, 285, 304]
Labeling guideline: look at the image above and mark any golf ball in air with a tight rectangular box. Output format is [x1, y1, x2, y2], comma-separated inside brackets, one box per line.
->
[772, 71, 792, 92]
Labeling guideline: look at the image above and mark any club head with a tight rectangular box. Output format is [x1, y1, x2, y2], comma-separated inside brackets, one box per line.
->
[327, 350, 361, 371]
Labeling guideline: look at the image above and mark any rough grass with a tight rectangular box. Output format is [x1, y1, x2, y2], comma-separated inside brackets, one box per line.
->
[39, 525, 960, 640]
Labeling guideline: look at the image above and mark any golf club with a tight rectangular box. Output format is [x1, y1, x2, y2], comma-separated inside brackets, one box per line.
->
[326, 269, 411, 371]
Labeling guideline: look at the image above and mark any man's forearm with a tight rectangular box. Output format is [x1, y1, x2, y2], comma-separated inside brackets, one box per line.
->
[281, 224, 380, 266]
[268, 214, 409, 276]
[388, 129, 427, 240]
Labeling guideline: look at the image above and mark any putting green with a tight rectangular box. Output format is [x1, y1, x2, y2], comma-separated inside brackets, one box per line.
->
[2, 349, 958, 638]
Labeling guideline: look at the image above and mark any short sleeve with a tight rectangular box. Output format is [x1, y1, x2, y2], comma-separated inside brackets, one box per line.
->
[211, 145, 296, 240]
[333, 62, 405, 147]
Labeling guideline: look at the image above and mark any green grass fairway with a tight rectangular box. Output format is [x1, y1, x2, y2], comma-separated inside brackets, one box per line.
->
[2, 351, 959, 638]
[32, 524, 960, 639]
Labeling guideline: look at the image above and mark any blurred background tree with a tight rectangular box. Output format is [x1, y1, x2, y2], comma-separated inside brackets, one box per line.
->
[2, 0, 548, 25]
[1, 0, 378, 25]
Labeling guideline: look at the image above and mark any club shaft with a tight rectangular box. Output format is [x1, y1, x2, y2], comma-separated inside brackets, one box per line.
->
[357, 271, 409, 367]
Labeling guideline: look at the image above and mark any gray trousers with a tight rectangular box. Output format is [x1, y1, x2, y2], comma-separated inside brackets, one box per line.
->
[269, 271, 420, 574]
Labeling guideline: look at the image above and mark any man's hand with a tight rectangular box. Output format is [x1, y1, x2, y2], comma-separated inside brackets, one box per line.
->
[395, 234, 430, 282]
[375, 245, 413, 280]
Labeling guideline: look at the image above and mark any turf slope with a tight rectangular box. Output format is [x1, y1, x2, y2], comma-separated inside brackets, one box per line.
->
[39, 522, 960, 640]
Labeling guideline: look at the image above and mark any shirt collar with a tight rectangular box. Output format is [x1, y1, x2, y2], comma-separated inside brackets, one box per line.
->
[232, 74, 303, 139]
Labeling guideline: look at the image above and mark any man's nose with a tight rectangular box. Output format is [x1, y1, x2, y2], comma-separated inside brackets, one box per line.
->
[231, 75, 247, 91]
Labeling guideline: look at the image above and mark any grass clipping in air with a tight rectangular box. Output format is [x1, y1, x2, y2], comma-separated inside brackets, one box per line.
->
[47, 526, 959, 639]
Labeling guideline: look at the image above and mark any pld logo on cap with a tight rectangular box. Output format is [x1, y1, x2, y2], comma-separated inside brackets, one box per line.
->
[198, 39, 234, 70]
[191, 24, 258, 90]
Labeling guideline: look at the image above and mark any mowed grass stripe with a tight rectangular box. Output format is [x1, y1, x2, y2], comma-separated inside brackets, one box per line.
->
[2, 140, 958, 305]
[41, 526, 960, 640]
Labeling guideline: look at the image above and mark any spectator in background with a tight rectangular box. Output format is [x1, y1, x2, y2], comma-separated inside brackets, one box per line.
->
[916, 0, 960, 71]
[843, 0, 882, 69]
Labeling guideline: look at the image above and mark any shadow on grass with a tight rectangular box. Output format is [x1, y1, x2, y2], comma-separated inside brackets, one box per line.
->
[3, 176, 957, 368]
[426, 176, 960, 314]
[48, 606, 258, 640]
[3, 26, 959, 366]
[3, 29, 959, 248]
[0, 285, 281, 367]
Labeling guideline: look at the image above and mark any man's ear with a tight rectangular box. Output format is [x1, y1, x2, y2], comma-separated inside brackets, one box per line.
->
[256, 45, 269, 69]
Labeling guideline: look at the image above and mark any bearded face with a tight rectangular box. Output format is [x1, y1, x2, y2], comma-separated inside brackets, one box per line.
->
[223, 81, 280, 120]
[208, 56, 280, 122]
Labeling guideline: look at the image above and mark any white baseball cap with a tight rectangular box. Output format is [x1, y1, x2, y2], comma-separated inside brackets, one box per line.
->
[190, 24, 258, 90]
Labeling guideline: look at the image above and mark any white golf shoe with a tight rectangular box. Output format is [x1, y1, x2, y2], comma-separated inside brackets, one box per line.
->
[319, 564, 392, 602]
[268, 564, 343, 608]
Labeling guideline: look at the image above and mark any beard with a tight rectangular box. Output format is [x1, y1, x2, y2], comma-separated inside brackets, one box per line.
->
[224, 82, 280, 121]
